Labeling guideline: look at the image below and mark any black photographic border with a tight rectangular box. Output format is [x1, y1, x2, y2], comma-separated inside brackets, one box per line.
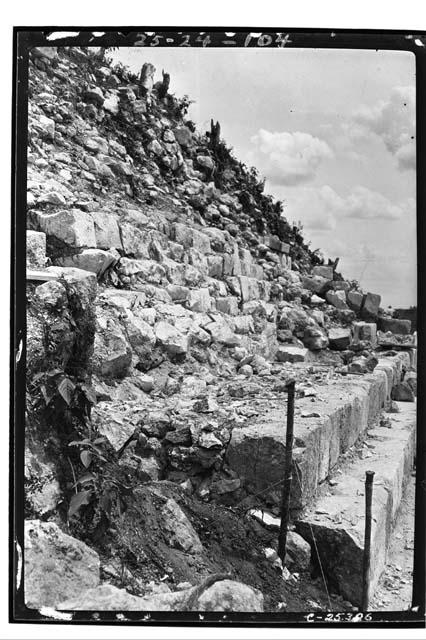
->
[10, 26, 426, 629]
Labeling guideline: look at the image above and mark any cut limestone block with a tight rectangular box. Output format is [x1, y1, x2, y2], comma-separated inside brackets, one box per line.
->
[187, 288, 212, 313]
[352, 321, 377, 346]
[238, 276, 260, 302]
[361, 292, 381, 321]
[328, 327, 351, 350]
[215, 296, 239, 316]
[326, 289, 348, 310]
[276, 346, 308, 363]
[347, 290, 364, 313]
[295, 402, 416, 606]
[58, 248, 117, 276]
[34, 209, 96, 249]
[226, 353, 410, 511]
[378, 317, 411, 335]
[27, 269, 58, 282]
[205, 318, 240, 347]
[264, 234, 289, 254]
[155, 321, 189, 355]
[90, 211, 122, 250]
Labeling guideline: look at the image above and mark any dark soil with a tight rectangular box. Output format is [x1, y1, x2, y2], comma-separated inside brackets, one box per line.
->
[90, 480, 353, 612]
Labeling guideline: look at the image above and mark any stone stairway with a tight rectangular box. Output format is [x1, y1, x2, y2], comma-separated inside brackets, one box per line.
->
[226, 352, 413, 510]
[296, 401, 416, 606]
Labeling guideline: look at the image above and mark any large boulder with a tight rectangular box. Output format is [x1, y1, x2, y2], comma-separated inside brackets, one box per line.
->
[161, 498, 203, 554]
[197, 579, 263, 612]
[57, 579, 263, 612]
[285, 531, 312, 572]
[205, 318, 240, 347]
[124, 312, 156, 357]
[302, 326, 328, 350]
[155, 321, 189, 356]
[34, 209, 96, 250]
[91, 403, 139, 451]
[277, 306, 310, 336]
[34, 280, 67, 309]
[25, 520, 100, 609]
[301, 275, 328, 295]
[93, 310, 132, 378]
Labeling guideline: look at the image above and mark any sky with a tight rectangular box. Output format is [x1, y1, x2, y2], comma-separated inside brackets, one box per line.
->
[112, 47, 416, 308]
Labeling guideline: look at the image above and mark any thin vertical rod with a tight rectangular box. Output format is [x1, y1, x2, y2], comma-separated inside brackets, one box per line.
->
[278, 379, 296, 565]
[361, 470, 375, 610]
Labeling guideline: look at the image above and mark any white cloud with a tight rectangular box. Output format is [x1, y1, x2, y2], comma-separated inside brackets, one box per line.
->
[250, 129, 333, 186]
[337, 185, 410, 220]
[285, 185, 414, 240]
[354, 86, 415, 171]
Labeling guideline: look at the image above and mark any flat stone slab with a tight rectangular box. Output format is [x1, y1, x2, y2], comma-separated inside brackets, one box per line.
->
[226, 353, 411, 510]
[27, 269, 59, 282]
[295, 401, 416, 606]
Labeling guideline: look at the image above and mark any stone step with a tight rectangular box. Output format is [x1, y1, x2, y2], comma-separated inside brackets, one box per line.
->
[226, 353, 411, 511]
[27, 269, 59, 282]
[295, 401, 416, 606]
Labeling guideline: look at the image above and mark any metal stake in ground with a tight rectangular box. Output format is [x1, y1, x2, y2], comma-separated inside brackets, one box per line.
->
[361, 470, 375, 610]
[277, 379, 296, 566]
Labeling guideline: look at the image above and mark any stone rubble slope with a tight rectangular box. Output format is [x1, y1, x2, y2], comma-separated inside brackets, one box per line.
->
[24, 46, 417, 611]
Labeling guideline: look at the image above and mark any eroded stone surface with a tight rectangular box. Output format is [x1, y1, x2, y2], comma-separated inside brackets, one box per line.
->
[25, 520, 100, 609]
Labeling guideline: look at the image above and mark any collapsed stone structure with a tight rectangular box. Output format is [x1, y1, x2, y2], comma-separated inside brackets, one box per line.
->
[24, 46, 417, 612]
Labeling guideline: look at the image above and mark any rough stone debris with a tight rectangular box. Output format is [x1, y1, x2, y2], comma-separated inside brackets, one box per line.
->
[27, 230, 47, 269]
[57, 579, 264, 612]
[23, 45, 417, 613]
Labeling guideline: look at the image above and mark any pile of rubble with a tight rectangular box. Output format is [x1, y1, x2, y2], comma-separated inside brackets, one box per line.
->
[24, 46, 417, 612]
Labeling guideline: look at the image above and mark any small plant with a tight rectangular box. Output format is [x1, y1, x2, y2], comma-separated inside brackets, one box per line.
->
[172, 94, 194, 118]
[33, 369, 96, 427]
